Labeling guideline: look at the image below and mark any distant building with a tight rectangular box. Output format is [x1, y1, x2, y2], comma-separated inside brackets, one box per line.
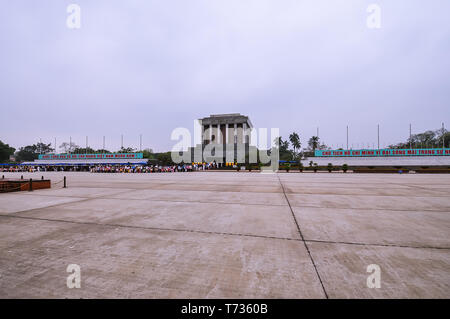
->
[200, 113, 253, 145]
[187, 113, 256, 164]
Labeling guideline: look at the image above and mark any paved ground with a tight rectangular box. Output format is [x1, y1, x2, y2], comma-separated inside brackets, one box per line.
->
[0, 171, 449, 298]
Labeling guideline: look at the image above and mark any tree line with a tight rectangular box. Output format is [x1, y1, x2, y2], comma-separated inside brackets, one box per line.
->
[0, 135, 325, 164]
[0, 127, 448, 163]
[0, 140, 158, 163]
[276, 133, 329, 161]
[388, 128, 449, 149]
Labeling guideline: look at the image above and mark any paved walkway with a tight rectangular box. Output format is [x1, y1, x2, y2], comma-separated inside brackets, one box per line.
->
[0, 172, 449, 298]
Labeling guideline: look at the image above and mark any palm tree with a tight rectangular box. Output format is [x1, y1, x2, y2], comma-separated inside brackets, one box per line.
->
[289, 132, 301, 159]
[274, 137, 289, 152]
[308, 136, 320, 153]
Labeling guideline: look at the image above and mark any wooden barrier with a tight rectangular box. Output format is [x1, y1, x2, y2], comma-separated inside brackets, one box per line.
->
[0, 179, 51, 193]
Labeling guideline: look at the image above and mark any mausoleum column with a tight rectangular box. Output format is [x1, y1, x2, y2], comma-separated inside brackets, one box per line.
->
[208, 124, 212, 143]
[215, 124, 219, 144]
[225, 123, 228, 144]
[243, 123, 247, 144]
[201, 125, 205, 144]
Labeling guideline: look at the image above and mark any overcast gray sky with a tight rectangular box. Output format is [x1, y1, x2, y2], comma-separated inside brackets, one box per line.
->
[1, 0, 449, 152]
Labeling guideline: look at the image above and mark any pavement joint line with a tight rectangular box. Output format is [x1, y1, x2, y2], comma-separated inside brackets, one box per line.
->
[16, 189, 450, 199]
[17, 184, 449, 198]
[293, 206, 450, 215]
[56, 185, 285, 193]
[284, 191, 450, 199]
[0, 197, 93, 215]
[64, 184, 178, 189]
[0, 213, 300, 242]
[1, 189, 137, 216]
[288, 203, 450, 213]
[387, 182, 450, 193]
[281, 181, 450, 187]
[13, 193, 289, 208]
[2, 210, 448, 251]
[284, 192, 450, 198]
[25, 181, 450, 196]
[276, 174, 329, 299]
[303, 239, 450, 250]
[20, 190, 137, 198]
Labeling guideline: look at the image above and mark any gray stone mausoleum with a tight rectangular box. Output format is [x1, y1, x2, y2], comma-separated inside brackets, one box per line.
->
[185, 113, 256, 164]
[200, 113, 253, 146]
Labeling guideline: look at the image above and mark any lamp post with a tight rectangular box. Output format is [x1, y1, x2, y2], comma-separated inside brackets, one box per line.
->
[346, 126, 349, 150]
[409, 124, 412, 149]
[377, 124, 380, 150]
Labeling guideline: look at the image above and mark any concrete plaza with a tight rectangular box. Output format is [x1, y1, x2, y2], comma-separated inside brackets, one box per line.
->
[0, 171, 449, 298]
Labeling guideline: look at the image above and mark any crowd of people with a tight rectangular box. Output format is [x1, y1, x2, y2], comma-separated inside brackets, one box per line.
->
[0, 162, 232, 173]
[0, 166, 45, 172]
[0, 166, 95, 172]
[90, 162, 223, 173]
[91, 164, 192, 173]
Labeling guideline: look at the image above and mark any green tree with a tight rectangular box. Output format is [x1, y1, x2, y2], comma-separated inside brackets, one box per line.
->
[308, 136, 320, 153]
[96, 149, 111, 153]
[0, 140, 15, 162]
[342, 163, 348, 173]
[289, 132, 301, 159]
[327, 163, 333, 172]
[73, 147, 96, 154]
[16, 143, 53, 162]
[118, 147, 136, 153]
[274, 136, 293, 161]
[389, 128, 449, 149]
[155, 152, 173, 165]
[142, 148, 155, 159]
[60, 141, 78, 153]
